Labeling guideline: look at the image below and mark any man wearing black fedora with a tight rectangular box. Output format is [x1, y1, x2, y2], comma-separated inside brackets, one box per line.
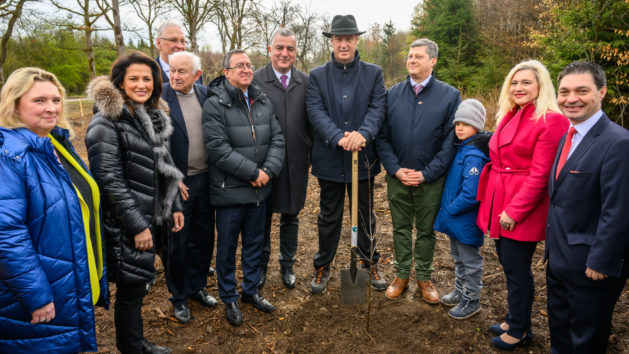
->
[305, 14, 387, 294]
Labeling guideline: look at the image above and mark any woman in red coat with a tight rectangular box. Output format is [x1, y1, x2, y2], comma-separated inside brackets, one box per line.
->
[476, 60, 569, 349]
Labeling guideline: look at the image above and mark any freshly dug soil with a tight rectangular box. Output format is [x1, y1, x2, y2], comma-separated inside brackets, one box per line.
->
[66, 101, 628, 353]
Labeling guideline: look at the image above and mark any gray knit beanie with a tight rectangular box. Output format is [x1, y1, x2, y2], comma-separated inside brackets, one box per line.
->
[453, 98, 486, 132]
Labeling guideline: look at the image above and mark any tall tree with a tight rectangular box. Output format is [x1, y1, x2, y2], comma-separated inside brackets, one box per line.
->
[411, 0, 480, 91]
[128, 0, 166, 57]
[167, 0, 215, 53]
[252, 0, 299, 59]
[292, 5, 320, 71]
[529, 0, 629, 124]
[0, 0, 30, 85]
[211, 0, 259, 52]
[95, 0, 125, 55]
[50, 0, 106, 78]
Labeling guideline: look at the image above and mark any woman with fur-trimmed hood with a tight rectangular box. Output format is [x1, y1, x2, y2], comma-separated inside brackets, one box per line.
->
[85, 52, 183, 354]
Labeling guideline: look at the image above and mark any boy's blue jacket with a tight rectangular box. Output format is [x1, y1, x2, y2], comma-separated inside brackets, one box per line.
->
[434, 132, 491, 246]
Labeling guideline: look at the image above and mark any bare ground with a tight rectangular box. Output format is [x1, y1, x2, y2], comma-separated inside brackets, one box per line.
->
[67, 100, 629, 353]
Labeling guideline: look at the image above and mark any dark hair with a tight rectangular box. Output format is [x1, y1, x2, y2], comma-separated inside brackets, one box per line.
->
[223, 49, 246, 69]
[110, 51, 163, 109]
[558, 61, 606, 90]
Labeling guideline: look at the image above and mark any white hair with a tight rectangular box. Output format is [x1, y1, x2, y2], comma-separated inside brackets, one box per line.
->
[156, 21, 182, 37]
[169, 51, 202, 72]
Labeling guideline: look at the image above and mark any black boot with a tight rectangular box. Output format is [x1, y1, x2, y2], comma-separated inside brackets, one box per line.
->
[281, 265, 296, 289]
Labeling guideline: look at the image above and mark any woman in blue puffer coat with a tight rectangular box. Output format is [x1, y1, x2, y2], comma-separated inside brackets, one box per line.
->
[0, 67, 107, 353]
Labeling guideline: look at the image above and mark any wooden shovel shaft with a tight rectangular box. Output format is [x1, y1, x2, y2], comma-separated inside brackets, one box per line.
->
[351, 150, 358, 248]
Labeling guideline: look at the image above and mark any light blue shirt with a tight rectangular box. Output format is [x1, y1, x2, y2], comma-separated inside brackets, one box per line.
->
[567, 110, 603, 158]
[243, 89, 250, 109]
[158, 56, 170, 78]
[409, 76, 431, 93]
[273, 67, 291, 87]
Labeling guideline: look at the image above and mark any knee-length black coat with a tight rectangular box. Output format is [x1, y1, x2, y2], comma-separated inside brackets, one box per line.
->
[253, 63, 312, 214]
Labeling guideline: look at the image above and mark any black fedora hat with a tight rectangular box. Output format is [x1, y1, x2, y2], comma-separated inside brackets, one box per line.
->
[322, 15, 366, 38]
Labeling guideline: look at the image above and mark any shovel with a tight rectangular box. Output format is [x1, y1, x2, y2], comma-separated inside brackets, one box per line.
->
[340, 149, 369, 305]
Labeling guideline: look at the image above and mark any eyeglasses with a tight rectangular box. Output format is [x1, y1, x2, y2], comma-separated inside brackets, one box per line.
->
[226, 63, 254, 71]
[159, 37, 186, 45]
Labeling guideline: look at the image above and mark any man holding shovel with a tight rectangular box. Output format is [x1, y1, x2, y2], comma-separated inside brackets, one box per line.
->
[306, 14, 387, 295]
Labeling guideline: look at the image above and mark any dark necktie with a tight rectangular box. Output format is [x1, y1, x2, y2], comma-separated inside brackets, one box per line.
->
[555, 127, 577, 179]
[280, 74, 288, 89]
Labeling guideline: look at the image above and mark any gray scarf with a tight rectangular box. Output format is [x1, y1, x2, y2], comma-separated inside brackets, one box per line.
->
[132, 103, 184, 225]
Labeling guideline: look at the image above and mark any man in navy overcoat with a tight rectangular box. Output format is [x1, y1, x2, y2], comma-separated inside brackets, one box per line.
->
[546, 61, 629, 353]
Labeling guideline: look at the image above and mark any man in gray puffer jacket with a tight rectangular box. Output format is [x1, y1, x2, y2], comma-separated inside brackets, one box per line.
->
[202, 49, 285, 327]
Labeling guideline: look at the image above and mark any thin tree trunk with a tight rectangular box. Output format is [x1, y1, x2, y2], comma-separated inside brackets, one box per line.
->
[0, 0, 27, 86]
[112, 0, 125, 55]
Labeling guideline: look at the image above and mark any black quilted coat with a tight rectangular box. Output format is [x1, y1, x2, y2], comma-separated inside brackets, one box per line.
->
[202, 76, 285, 207]
[85, 76, 182, 285]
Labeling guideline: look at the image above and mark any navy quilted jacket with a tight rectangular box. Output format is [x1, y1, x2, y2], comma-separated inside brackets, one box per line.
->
[0, 127, 106, 353]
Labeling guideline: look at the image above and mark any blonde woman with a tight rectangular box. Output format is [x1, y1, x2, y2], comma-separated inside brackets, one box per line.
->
[0, 67, 106, 352]
[476, 60, 569, 349]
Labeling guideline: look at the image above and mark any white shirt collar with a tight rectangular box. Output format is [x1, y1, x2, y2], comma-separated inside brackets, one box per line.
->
[571, 110, 603, 137]
[409, 75, 431, 89]
[273, 67, 291, 84]
[175, 87, 195, 96]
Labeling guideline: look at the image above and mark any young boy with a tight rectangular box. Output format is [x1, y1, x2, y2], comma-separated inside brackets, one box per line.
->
[433, 99, 491, 319]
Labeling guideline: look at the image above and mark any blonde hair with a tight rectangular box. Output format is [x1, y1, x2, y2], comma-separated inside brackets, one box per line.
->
[495, 60, 560, 126]
[0, 67, 73, 137]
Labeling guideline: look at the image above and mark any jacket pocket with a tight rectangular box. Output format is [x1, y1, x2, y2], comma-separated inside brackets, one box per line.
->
[566, 233, 595, 246]
[567, 171, 591, 178]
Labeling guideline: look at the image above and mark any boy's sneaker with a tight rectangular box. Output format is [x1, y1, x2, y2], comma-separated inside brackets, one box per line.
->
[448, 296, 481, 320]
[311, 266, 331, 294]
[441, 288, 463, 307]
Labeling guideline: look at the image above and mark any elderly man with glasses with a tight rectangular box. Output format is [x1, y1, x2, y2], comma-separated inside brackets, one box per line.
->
[155, 21, 202, 85]
[202, 49, 285, 326]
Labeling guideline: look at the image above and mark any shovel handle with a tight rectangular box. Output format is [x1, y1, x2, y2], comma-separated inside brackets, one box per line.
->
[351, 149, 359, 248]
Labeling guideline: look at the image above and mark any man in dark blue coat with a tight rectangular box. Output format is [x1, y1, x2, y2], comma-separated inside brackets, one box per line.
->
[162, 51, 217, 324]
[306, 14, 387, 294]
[546, 61, 629, 354]
[375, 38, 460, 304]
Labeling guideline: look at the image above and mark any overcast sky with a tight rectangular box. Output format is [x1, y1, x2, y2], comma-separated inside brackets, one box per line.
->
[197, 0, 418, 51]
[292, 0, 417, 31]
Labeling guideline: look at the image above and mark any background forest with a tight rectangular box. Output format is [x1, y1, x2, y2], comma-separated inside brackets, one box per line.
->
[1, 0, 628, 125]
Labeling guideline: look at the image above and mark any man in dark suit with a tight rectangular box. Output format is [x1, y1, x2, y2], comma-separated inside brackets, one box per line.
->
[162, 51, 217, 323]
[252, 29, 311, 289]
[155, 22, 202, 85]
[546, 61, 629, 353]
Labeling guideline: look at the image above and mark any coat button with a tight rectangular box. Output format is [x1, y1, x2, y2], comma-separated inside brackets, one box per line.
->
[4, 150, 8, 154]
[343, 95, 348, 99]
[505, 167, 510, 170]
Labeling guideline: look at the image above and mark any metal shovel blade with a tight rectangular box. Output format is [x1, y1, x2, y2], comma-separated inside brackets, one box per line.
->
[340, 267, 369, 305]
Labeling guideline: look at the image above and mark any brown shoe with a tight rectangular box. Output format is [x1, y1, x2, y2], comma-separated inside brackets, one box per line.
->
[417, 280, 439, 304]
[385, 277, 409, 299]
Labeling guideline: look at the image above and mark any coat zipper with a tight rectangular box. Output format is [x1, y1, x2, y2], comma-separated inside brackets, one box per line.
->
[242, 93, 261, 205]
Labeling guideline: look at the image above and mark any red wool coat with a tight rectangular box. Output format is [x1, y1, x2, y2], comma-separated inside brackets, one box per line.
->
[477, 102, 569, 241]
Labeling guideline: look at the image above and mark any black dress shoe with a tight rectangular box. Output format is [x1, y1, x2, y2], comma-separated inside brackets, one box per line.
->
[225, 302, 243, 326]
[173, 303, 190, 323]
[191, 289, 218, 308]
[241, 293, 275, 312]
[141, 339, 172, 354]
[257, 267, 267, 289]
[281, 265, 296, 289]
[208, 266, 216, 276]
